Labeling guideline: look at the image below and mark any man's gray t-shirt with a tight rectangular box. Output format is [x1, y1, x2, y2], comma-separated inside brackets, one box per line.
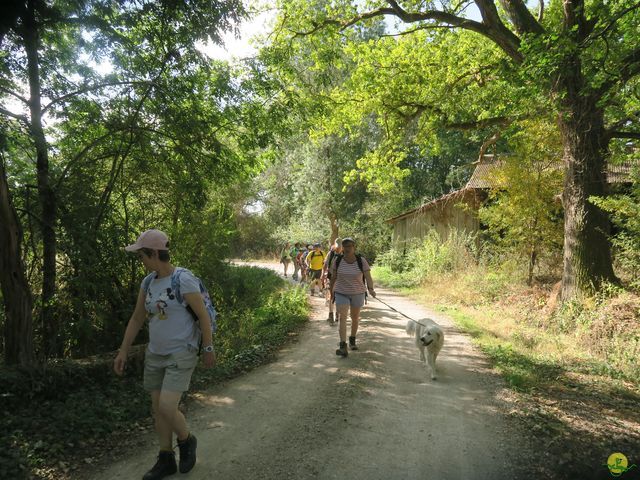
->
[142, 270, 200, 355]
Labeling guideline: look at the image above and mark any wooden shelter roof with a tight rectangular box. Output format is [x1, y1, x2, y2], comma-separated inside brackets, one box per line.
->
[386, 154, 638, 225]
[385, 187, 483, 224]
[466, 155, 638, 188]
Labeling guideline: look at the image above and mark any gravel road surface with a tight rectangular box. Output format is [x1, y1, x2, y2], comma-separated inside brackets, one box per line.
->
[91, 262, 541, 480]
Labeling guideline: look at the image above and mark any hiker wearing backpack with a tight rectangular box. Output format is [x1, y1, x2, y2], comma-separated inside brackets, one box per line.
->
[279, 242, 291, 277]
[290, 242, 301, 280]
[113, 229, 216, 480]
[306, 243, 326, 295]
[329, 237, 376, 357]
[322, 238, 343, 324]
[297, 244, 311, 283]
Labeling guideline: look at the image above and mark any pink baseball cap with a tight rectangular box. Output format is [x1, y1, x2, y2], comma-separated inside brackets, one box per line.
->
[124, 229, 169, 252]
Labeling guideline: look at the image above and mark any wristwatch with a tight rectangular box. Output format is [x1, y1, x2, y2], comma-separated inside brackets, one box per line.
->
[203, 345, 214, 353]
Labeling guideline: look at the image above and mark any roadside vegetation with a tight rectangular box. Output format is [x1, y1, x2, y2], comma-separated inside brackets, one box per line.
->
[0, 266, 308, 480]
[373, 224, 640, 474]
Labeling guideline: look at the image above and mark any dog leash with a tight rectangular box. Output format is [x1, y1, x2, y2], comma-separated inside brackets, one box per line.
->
[372, 296, 428, 328]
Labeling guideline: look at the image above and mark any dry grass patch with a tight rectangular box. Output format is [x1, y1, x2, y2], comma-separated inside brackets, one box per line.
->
[400, 275, 640, 478]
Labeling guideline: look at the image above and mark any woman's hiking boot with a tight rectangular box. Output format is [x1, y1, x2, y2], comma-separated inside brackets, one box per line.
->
[349, 336, 359, 350]
[177, 433, 197, 473]
[327, 312, 334, 323]
[143, 451, 176, 480]
[335, 341, 348, 357]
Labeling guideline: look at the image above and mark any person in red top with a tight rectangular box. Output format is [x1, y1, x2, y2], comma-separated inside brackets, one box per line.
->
[329, 237, 376, 357]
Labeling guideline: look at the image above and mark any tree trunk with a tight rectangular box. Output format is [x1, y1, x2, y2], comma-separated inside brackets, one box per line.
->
[24, 2, 60, 357]
[558, 70, 617, 301]
[527, 247, 536, 287]
[329, 212, 339, 244]
[0, 153, 35, 366]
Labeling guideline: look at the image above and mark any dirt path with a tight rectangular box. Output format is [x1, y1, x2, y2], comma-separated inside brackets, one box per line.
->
[90, 262, 544, 480]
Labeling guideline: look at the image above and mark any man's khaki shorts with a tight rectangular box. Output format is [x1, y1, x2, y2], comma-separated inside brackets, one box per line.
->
[143, 347, 198, 392]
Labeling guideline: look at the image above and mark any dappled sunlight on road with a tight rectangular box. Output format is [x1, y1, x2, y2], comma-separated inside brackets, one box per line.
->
[192, 394, 236, 407]
[90, 261, 539, 480]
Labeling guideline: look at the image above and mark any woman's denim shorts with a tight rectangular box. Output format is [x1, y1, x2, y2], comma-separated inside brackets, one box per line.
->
[334, 292, 366, 308]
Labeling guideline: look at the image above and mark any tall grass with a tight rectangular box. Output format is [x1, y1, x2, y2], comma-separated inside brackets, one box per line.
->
[373, 232, 640, 385]
[374, 230, 479, 288]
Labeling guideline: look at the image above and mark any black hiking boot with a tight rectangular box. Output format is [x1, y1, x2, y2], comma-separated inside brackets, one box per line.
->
[349, 336, 359, 350]
[143, 451, 177, 480]
[336, 341, 348, 357]
[328, 312, 334, 323]
[177, 433, 197, 473]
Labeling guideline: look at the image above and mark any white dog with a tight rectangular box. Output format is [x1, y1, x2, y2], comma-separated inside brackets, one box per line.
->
[406, 318, 444, 380]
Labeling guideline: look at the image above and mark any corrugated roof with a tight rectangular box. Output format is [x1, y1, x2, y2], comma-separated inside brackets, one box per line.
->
[465, 157, 506, 189]
[466, 155, 638, 188]
[385, 188, 483, 224]
[386, 154, 638, 224]
[608, 160, 638, 184]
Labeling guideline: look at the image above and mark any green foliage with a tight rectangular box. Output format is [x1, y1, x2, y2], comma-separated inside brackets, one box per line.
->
[0, 0, 269, 361]
[264, 0, 640, 302]
[590, 166, 640, 289]
[478, 120, 564, 283]
[375, 247, 410, 274]
[245, 13, 484, 254]
[251, 129, 372, 248]
[194, 266, 309, 381]
[343, 141, 410, 195]
[425, 287, 639, 394]
[547, 287, 640, 382]
[0, 360, 148, 480]
[374, 230, 478, 288]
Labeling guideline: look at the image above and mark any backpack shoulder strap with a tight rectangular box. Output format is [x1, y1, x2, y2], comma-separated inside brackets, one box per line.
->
[356, 255, 367, 299]
[334, 254, 344, 272]
[171, 267, 190, 305]
[141, 272, 156, 295]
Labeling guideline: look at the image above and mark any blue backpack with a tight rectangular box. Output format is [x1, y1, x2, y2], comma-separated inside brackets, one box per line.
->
[142, 267, 217, 335]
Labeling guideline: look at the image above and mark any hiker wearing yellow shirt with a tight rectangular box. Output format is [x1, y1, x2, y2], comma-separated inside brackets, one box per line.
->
[306, 243, 325, 295]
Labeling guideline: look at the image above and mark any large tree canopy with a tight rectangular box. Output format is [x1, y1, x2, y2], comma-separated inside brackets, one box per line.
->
[269, 0, 640, 301]
[0, 0, 268, 364]
[2, 0, 639, 366]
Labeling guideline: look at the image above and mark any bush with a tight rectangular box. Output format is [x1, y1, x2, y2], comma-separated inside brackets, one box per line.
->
[373, 230, 478, 288]
[375, 247, 410, 273]
[548, 289, 640, 381]
[590, 167, 640, 290]
[0, 361, 148, 480]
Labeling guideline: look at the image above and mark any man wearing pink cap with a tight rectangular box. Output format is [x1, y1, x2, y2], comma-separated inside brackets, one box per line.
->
[114, 229, 215, 480]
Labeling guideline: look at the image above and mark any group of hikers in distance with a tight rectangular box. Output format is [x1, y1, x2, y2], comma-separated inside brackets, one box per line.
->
[280, 237, 376, 357]
[111, 229, 378, 480]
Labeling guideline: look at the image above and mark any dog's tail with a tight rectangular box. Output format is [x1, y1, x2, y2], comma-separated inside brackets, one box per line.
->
[405, 319, 417, 337]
